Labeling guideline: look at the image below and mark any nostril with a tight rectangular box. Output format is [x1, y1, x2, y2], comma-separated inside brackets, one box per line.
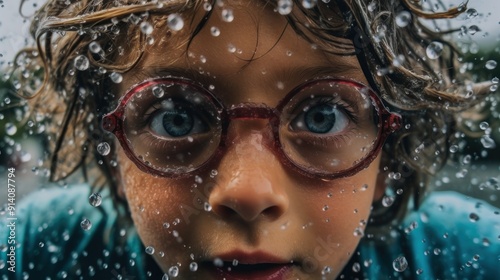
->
[211, 204, 239, 219]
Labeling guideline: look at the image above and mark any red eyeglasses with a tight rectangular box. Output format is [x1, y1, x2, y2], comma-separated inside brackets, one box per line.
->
[102, 77, 401, 180]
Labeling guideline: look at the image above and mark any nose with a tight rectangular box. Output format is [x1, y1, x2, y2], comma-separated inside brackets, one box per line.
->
[208, 120, 289, 222]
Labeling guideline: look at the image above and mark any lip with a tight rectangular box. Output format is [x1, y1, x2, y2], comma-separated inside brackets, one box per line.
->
[204, 250, 295, 280]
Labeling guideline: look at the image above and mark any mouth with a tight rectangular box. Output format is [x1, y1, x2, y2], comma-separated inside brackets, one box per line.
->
[203, 251, 295, 280]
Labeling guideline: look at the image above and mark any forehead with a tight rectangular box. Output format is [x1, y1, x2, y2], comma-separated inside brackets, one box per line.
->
[120, 0, 365, 105]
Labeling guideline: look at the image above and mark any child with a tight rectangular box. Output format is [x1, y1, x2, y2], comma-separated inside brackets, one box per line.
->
[1, 0, 498, 279]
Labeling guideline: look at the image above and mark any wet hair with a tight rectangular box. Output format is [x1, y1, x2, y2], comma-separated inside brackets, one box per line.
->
[12, 0, 489, 227]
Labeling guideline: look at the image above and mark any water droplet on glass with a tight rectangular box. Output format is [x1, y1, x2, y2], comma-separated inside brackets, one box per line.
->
[210, 26, 220, 37]
[426, 41, 443, 60]
[468, 25, 480, 35]
[80, 218, 92, 230]
[222, 8, 234, 22]
[277, 0, 293, 15]
[395, 11, 411, 27]
[88, 193, 102, 207]
[492, 77, 499, 84]
[479, 122, 489, 130]
[152, 86, 165, 98]
[462, 154, 472, 164]
[97, 142, 111, 156]
[485, 60, 497, 70]
[89, 41, 102, 53]
[469, 212, 480, 222]
[382, 196, 395, 207]
[109, 72, 123, 83]
[187, 261, 198, 271]
[167, 13, 184, 31]
[168, 266, 179, 277]
[74, 55, 90, 71]
[392, 256, 408, 272]
[145, 246, 155, 255]
[5, 123, 17, 135]
[140, 22, 153, 35]
[490, 84, 498, 92]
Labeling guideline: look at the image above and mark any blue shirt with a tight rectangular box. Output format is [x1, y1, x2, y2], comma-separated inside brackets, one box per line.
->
[1, 184, 499, 279]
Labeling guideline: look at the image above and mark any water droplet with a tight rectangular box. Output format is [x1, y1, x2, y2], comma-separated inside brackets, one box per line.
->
[466, 8, 478, 19]
[368, 1, 377, 12]
[426, 41, 444, 59]
[168, 266, 179, 277]
[74, 55, 90, 71]
[322, 205, 329, 211]
[480, 135, 496, 149]
[468, 25, 480, 35]
[204, 202, 212, 212]
[469, 212, 480, 222]
[140, 21, 153, 35]
[189, 262, 198, 271]
[353, 227, 364, 237]
[392, 256, 408, 272]
[163, 222, 170, 228]
[213, 258, 224, 267]
[210, 169, 218, 177]
[382, 196, 395, 207]
[416, 268, 423, 275]
[462, 154, 472, 164]
[302, 0, 317, 9]
[210, 26, 220, 37]
[485, 60, 497, 70]
[222, 8, 234, 22]
[162, 274, 170, 280]
[449, 144, 459, 153]
[167, 13, 184, 31]
[352, 262, 361, 272]
[203, 2, 212, 11]
[277, 0, 293, 15]
[433, 248, 441, 255]
[80, 218, 92, 230]
[395, 11, 411, 27]
[152, 86, 165, 98]
[97, 142, 111, 156]
[88, 193, 102, 207]
[145, 246, 155, 255]
[479, 122, 489, 130]
[490, 84, 498, 92]
[89, 41, 101, 53]
[5, 123, 17, 135]
[109, 72, 123, 83]
[321, 266, 332, 275]
[492, 77, 499, 84]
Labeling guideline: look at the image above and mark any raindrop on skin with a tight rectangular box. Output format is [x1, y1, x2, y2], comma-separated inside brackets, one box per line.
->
[74, 55, 90, 71]
[469, 213, 480, 222]
[392, 256, 408, 272]
[221, 8, 234, 22]
[88, 193, 102, 207]
[140, 21, 153, 35]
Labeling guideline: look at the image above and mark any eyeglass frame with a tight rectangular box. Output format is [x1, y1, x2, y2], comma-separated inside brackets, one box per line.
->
[102, 76, 402, 180]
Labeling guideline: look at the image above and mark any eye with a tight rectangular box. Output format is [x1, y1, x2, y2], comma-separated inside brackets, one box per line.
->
[290, 100, 350, 134]
[150, 100, 209, 137]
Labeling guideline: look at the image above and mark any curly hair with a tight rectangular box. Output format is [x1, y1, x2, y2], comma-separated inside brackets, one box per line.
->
[11, 0, 490, 227]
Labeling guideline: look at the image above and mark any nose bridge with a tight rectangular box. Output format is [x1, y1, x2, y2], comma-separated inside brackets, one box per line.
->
[208, 116, 289, 222]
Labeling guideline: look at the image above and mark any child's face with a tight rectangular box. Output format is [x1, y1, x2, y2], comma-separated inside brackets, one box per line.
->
[116, 1, 383, 279]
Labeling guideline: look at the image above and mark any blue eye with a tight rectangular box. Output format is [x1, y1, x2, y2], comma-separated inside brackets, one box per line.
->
[291, 102, 349, 134]
[150, 104, 208, 137]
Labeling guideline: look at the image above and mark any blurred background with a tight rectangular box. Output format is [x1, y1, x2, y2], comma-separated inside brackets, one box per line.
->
[0, 0, 499, 207]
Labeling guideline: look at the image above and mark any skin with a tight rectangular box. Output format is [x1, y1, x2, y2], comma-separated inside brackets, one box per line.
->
[116, 1, 385, 279]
